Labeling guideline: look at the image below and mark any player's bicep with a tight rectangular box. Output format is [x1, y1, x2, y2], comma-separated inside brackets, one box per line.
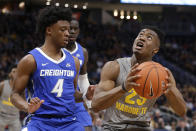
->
[73, 56, 80, 89]
[13, 55, 36, 94]
[80, 48, 88, 75]
[96, 61, 119, 93]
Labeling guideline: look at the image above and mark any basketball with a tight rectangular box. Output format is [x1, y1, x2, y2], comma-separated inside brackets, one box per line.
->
[133, 61, 168, 99]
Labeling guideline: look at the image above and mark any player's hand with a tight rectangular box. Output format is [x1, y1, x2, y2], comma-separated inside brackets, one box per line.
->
[28, 97, 44, 113]
[164, 68, 176, 94]
[124, 63, 141, 91]
[86, 85, 96, 100]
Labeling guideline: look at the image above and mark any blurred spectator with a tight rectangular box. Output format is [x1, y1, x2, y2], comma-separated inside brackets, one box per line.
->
[175, 119, 189, 131]
[189, 120, 196, 131]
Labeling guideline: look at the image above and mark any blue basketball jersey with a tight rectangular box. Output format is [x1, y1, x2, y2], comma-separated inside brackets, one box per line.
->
[64, 42, 92, 126]
[64, 42, 85, 112]
[28, 48, 77, 120]
[64, 42, 85, 69]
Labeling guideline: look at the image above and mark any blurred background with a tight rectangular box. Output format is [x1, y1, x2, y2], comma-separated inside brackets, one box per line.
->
[0, 0, 196, 131]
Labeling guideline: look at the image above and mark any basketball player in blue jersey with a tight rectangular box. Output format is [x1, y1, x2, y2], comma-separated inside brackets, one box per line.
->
[92, 26, 187, 131]
[64, 18, 93, 131]
[10, 6, 85, 131]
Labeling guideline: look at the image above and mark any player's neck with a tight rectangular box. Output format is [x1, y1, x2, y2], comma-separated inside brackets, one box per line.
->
[131, 54, 152, 65]
[66, 41, 76, 52]
[41, 40, 63, 60]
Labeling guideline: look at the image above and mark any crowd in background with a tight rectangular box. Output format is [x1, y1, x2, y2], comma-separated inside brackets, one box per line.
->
[0, 8, 196, 131]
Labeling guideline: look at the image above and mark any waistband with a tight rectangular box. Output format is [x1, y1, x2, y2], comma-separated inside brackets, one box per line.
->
[34, 114, 74, 119]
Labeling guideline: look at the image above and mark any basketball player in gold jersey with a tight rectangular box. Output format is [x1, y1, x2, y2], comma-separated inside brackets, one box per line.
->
[92, 26, 186, 131]
[0, 65, 21, 131]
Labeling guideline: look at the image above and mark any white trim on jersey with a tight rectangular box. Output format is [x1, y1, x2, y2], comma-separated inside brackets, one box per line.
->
[63, 42, 78, 54]
[36, 48, 66, 64]
[21, 127, 28, 131]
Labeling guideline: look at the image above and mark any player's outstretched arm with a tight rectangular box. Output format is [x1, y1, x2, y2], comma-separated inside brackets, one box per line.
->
[91, 61, 141, 112]
[164, 68, 187, 117]
[11, 54, 43, 113]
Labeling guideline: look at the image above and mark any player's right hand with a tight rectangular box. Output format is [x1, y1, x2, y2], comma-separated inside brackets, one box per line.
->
[28, 97, 44, 113]
[124, 63, 141, 91]
[86, 85, 96, 100]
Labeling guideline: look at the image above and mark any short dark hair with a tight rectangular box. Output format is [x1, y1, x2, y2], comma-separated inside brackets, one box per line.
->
[8, 64, 17, 73]
[36, 6, 72, 41]
[141, 25, 165, 46]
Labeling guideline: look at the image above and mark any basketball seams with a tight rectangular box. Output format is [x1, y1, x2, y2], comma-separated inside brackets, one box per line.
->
[134, 61, 166, 99]
[152, 64, 160, 98]
[138, 63, 156, 70]
[142, 66, 154, 97]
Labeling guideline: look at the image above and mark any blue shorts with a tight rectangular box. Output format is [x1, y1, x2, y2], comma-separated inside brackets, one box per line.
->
[76, 111, 92, 127]
[21, 117, 84, 131]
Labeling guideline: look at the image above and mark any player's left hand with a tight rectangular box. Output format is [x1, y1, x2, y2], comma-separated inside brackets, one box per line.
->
[28, 97, 44, 113]
[164, 68, 176, 94]
[86, 85, 96, 100]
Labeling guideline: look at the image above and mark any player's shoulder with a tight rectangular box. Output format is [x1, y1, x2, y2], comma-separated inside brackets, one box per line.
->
[82, 47, 88, 54]
[76, 42, 88, 53]
[104, 60, 119, 71]
[78, 43, 88, 60]
[19, 54, 35, 65]
[101, 60, 120, 80]
[17, 54, 36, 72]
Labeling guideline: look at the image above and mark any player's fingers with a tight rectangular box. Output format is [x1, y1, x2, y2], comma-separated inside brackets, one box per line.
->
[34, 97, 41, 103]
[32, 97, 40, 104]
[166, 76, 171, 83]
[30, 99, 36, 105]
[165, 68, 171, 77]
[163, 87, 170, 94]
[90, 85, 96, 90]
[130, 82, 140, 87]
[39, 100, 44, 105]
[166, 83, 172, 88]
[126, 83, 140, 90]
[131, 68, 141, 75]
[127, 68, 141, 76]
[30, 97, 40, 104]
[128, 75, 141, 81]
[131, 63, 139, 69]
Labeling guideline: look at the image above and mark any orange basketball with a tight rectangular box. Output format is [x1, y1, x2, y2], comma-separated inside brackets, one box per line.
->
[133, 61, 168, 99]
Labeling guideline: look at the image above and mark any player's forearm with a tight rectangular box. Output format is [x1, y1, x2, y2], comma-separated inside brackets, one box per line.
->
[165, 87, 187, 117]
[11, 93, 28, 112]
[92, 85, 125, 112]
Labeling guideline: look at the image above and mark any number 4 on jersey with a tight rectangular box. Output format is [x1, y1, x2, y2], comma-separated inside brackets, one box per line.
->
[51, 79, 64, 97]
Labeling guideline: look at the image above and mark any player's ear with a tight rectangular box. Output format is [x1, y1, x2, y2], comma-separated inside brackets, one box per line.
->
[8, 72, 11, 78]
[152, 48, 159, 55]
[46, 27, 52, 36]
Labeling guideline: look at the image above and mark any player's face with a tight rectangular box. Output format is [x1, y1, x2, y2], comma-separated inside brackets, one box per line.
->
[132, 29, 160, 58]
[9, 68, 17, 80]
[50, 20, 70, 48]
[69, 20, 79, 43]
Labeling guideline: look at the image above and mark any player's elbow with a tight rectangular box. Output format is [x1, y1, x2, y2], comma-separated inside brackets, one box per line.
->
[177, 107, 187, 117]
